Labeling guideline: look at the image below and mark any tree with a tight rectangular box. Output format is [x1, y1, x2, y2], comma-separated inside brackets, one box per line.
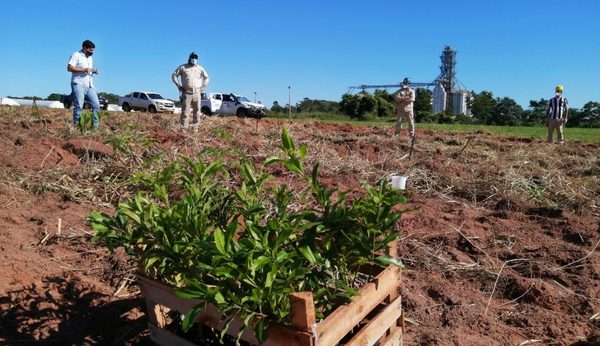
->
[47, 93, 62, 101]
[98, 92, 119, 104]
[492, 97, 523, 126]
[296, 98, 340, 113]
[340, 93, 361, 118]
[414, 88, 432, 114]
[270, 101, 283, 113]
[414, 88, 432, 122]
[373, 89, 394, 104]
[358, 94, 377, 115]
[373, 90, 394, 117]
[522, 98, 549, 126]
[572, 101, 600, 127]
[471, 91, 497, 124]
[297, 97, 313, 112]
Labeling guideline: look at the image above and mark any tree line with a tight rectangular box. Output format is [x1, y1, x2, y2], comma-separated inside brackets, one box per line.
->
[269, 90, 600, 128]
[45, 92, 120, 104]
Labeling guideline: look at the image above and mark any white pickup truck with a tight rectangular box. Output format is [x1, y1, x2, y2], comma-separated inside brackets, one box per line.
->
[201, 92, 266, 118]
[118, 91, 176, 113]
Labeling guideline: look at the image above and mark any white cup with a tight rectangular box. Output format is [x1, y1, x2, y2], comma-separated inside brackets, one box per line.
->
[390, 175, 408, 190]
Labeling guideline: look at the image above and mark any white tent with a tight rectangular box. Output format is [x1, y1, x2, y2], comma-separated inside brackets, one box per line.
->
[107, 104, 123, 112]
[0, 97, 20, 106]
[11, 99, 65, 109]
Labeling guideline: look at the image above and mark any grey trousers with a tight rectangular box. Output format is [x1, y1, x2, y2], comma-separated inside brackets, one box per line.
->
[547, 118, 565, 143]
[395, 110, 415, 137]
[180, 92, 201, 129]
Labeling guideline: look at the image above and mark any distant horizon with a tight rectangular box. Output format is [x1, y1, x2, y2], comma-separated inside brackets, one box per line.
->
[1, 0, 598, 110]
[0, 87, 588, 112]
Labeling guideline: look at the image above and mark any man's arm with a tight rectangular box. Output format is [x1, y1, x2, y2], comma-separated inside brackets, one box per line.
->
[67, 64, 96, 74]
[171, 67, 182, 90]
[201, 68, 210, 89]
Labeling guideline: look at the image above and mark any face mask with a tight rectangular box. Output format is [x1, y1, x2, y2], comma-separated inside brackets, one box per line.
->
[555, 92, 561, 97]
[190, 59, 197, 65]
[85, 50, 93, 57]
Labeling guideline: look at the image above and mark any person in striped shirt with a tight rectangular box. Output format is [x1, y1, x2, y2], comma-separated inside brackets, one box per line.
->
[546, 85, 569, 144]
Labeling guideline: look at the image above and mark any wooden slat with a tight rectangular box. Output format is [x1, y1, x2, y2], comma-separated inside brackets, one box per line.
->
[137, 275, 201, 314]
[316, 266, 401, 346]
[386, 240, 400, 302]
[138, 275, 314, 346]
[138, 276, 261, 344]
[379, 325, 403, 346]
[289, 292, 316, 331]
[139, 268, 402, 346]
[344, 295, 402, 346]
[264, 325, 315, 346]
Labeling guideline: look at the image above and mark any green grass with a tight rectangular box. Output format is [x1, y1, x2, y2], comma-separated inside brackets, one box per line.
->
[266, 113, 600, 143]
[416, 123, 600, 143]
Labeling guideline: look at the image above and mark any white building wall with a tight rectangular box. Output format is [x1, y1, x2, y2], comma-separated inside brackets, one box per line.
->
[432, 83, 446, 114]
[452, 92, 471, 116]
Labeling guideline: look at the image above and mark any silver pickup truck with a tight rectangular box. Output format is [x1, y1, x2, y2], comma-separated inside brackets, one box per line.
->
[118, 91, 176, 113]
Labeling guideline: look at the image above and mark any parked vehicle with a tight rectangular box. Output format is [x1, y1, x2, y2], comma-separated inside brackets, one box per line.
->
[201, 92, 266, 118]
[118, 91, 176, 113]
[60, 93, 109, 110]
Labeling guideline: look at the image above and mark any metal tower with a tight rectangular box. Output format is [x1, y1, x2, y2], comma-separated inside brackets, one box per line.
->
[436, 46, 457, 111]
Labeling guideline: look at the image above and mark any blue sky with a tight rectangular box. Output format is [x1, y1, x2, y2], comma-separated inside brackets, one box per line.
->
[1, 0, 598, 109]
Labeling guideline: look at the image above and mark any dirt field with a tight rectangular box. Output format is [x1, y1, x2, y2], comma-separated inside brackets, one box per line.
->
[0, 107, 598, 345]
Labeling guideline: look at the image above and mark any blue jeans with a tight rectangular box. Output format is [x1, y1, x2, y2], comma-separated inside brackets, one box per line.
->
[71, 83, 100, 127]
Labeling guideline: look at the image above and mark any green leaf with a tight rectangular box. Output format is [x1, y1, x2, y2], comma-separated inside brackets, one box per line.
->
[144, 256, 161, 270]
[284, 161, 303, 175]
[253, 318, 268, 343]
[224, 220, 237, 253]
[212, 266, 234, 278]
[264, 156, 282, 166]
[375, 255, 407, 269]
[120, 208, 142, 224]
[275, 250, 291, 263]
[250, 256, 271, 272]
[299, 144, 307, 159]
[311, 163, 319, 184]
[175, 285, 207, 300]
[281, 127, 294, 151]
[265, 266, 276, 288]
[299, 246, 317, 264]
[214, 291, 226, 304]
[214, 228, 226, 255]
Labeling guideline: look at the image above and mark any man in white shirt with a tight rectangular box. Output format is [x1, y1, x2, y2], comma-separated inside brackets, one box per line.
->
[67, 40, 100, 128]
[172, 52, 210, 132]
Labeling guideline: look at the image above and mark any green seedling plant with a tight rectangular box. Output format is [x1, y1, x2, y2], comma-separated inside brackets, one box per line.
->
[77, 111, 106, 134]
[89, 128, 407, 343]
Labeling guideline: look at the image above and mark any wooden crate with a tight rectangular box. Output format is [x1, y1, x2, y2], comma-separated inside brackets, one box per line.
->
[138, 262, 403, 346]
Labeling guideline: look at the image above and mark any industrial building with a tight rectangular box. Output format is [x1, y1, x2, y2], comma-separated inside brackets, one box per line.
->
[350, 46, 472, 116]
